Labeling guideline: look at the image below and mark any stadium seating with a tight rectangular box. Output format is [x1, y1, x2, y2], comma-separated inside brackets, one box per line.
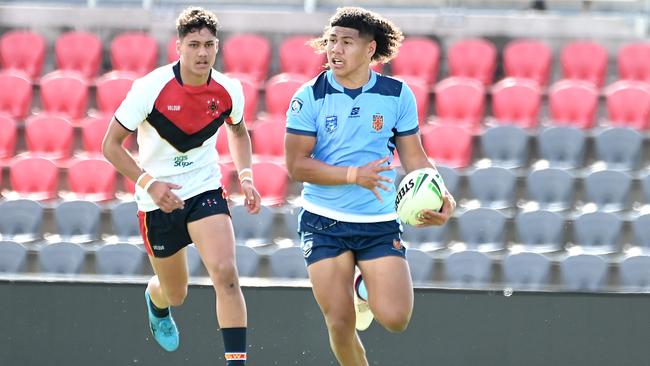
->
[457, 207, 507, 251]
[55, 31, 102, 79]
[230, 204, 275, 247]
[421, 125, 473, 168]
[110, 32, 158, 75]
[548, 79, 599, 129]
[572, 211, 622, 254]
[38, 241, 86, 274]
[467, 166, 517, 209]
[0, 241, 27, 273]
[503, 39, 552, 86]
[0, 70, 32, 120]
[525, 168, 575, 212]
[447, 38, 497, 86]
[593, 127, 642, 170]
[269, 246, 308, 279]
[54, 200, 102, 243]
[619, 255, 650, 290]
[264, 73, 308, 118]
[617, 42, 650, 82]
[444, 250, 492, 287]
[402, 224, 448, 251]
[279, 35, 326, 78]
[536, 126, 586, 169]
[398, 76, 430, 125]
[166, 36, 178, 63]
[0, 30, 46, 79]
[632, 213, 650, 249]
[252, 161, 289, 205]
[583, 170, 632, 212]
[251, 119, 285, 160]
[560, 254, 608, 291]
[24, 114, 74, 162]
[222, 34, 271, 85]
[390, 36, 440, 87]
[0, 199, 43, 242]
[406, 248, 435, 284]
[80, 115, 111, 156]
[433, 76, 485, 131]
[0, 114, 16, 161]
[604, 80, 650, 130]
[66, 158, 117, 201]
[479, 124, 529, 168]
[502, 252, 551, 290]
[560, 40, 608, 87]
[436, 165, 460, 197]
[95, 71, 138, 115]
[39, 70, 89, 121]
[490, 77, 542, 128]
[236, 74, 260, 123]
[95, 243, 144, 275]
[9, 157, 59, 200]
[186, 243, 204, 276]
[278, 209, 300, 243]
[110, 201, 140, 242]
[513, 210, 565, 253]
[235, 244, 260, 277]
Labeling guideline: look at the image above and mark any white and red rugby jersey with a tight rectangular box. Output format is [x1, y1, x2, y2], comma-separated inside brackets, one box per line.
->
[115, 62, 244, 211]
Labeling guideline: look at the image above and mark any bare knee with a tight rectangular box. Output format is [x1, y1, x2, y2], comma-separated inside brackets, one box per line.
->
[164, 287, 188, 307]
[324, 311, 356, 339]
[376, 311, 411, 333]
[208, 260, 240, 291]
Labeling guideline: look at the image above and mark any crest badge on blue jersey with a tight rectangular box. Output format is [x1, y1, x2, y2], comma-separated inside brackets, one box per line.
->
[290, 98, 303, 115]
[325, 115, 338, 134]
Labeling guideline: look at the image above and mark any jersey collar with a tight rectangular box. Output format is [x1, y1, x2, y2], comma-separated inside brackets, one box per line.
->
[327, 69, 377, 98]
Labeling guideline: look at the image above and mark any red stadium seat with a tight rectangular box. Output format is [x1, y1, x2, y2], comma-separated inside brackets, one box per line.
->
[0, 30, 46, 79]
[504, 39, 552, 86]
[9, 157, 59, 200]
[251, 119, 285, 160]
[618, 42, 650, 82]
[279, 35, 326, 78]
[166, 36, 179, 63]
[55, 31, 102, 79]
[95, 71, 138, 115]
[222, 34, 271, 85]
[226, 74, 259, 123]
[548, 79, 599, 129]
[397, 76, 430, 125]
[80, 115, 111, 156]
[110, 32, 158, 75]
[67, 158, 117, 201]
[561, 41, 608, 87]
[0, 114, 17, 161]
[391, 37, 439, 87]
[252, 161, 288, 205]
[433, 77, 485, 131]
[39, 70, 89, 121]
[264, 73, 309, 118]
[447, 38, 497, 86]
[491, 77, 542, 129]
[605, 80, 650, 130]
[0, 70, 32, 120]
[24, 114, 74, 162]
[421, 125, 473, 168]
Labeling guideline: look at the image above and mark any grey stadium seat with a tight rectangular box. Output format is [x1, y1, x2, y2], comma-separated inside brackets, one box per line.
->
[503, 252, 551, 290]
[537, 126, 586, 169]
[230, 204, 275, 247]
[560, 254, 608, 292]
[186, 244, 205, 276]
[583, 169, 632, 212]
[632, 213, 650, 249]
[514, 210, 565, 253]
[480, 124, 529, 168]
[0, 240, 28, 273]
[437, 165, 460, 198]
[457, 208, 507, 251]
[619, 255, 650, 290]
[467, 166, 517, 209]
[95, 242, 144, 275]
[406, 248, 434, 284]
[110, 200, 140, 241]
[402, 223, 448, 251]
[594, 127, 642, 170]
[444, 250, 492, 288]
[572, 211, 622, 254]
[279, 208, 300, 243]
[54, 200, 101, 242]
[525, 168, 575, 212]
[235, 245, 259, 277]
[269, 246, 308, 279]
[0, 199, 43, 242]
[38, 242, 86, 274]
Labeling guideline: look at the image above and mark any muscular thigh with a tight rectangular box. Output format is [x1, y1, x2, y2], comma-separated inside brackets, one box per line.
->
[308, 251, 357, 317]
[357, 256, 413, 316]
[148, 247, 189, 292]
[187, 213, 236, 269]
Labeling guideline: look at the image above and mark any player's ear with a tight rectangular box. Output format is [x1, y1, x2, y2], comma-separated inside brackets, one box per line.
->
[175, 37, 181, 56]
[367, 39, 377, 59]
[215, 38, 220, 54]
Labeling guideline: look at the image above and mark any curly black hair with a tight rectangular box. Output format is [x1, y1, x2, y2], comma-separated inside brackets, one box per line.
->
[176, 6, 219, 39]
[310, 7, 404, 64]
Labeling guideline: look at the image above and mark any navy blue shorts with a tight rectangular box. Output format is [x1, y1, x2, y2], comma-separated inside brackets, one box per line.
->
[298, 210, 405, 266]
[138, 188, 230, 258]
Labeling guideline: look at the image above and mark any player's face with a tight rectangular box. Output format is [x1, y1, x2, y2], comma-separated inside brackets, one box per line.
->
[177, 27, 218, 83]
[325, 26, 376, 87]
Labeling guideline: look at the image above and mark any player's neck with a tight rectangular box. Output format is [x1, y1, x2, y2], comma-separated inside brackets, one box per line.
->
[180, 67, 210, 86]
[333, 67, 371, 89]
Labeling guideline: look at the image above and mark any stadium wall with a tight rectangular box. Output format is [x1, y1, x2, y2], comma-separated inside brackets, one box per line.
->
[2, 277, 649, 366]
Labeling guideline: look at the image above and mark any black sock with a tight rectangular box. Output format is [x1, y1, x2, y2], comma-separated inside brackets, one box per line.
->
[148, 296, 169, 318]
[222, 327, 247, 365]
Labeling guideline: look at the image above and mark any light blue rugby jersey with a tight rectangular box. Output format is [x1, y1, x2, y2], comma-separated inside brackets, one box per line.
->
[286, 69, 419, 223]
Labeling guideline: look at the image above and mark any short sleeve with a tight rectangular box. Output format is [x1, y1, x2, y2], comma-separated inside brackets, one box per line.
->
[114, 78, 151, 132]
[227, 78, 245, 124]
[395, 83, 419, 136]
[286, 84, 317, 136]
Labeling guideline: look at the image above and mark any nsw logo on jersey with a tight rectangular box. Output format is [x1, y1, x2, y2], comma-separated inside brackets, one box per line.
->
[325, 115, 338, 134]
[372, 114, 384, 132]
[290, 98, 304, 115]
